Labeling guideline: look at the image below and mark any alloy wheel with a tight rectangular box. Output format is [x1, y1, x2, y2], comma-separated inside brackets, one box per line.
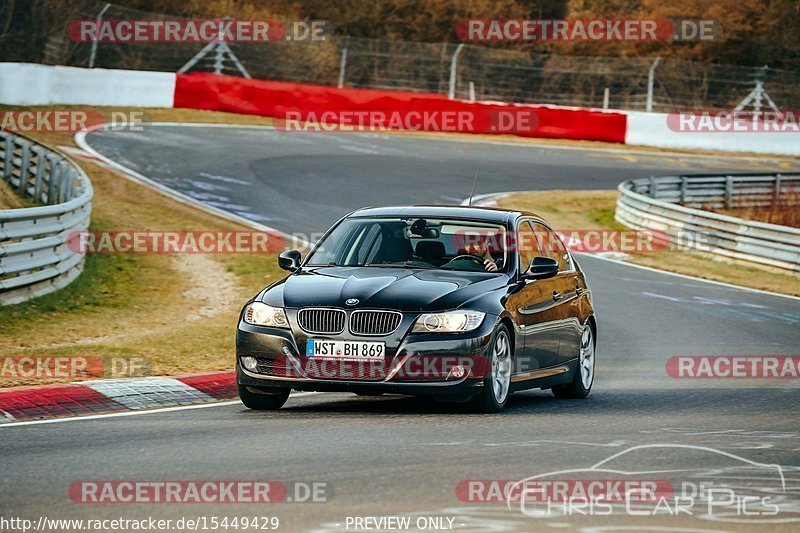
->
[491, 330, 512, 403]
[579, 326, 595, 389]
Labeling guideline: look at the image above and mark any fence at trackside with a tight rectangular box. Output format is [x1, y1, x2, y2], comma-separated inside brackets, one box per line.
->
[0, 131, 93, 305]
[616, 173, 800, 272]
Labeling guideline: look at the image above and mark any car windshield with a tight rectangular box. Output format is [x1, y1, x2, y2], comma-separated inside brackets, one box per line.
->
[305, 217, 509, 273]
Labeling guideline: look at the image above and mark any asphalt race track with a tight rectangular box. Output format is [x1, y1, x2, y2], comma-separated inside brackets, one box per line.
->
[2, 125, 799, 531]
[79, 125, 800, 237]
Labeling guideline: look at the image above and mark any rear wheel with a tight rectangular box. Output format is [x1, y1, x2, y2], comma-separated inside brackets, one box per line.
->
[469, 325, 512, 413]
[553, 325, 594, 399]
[238, 385, 290, 410]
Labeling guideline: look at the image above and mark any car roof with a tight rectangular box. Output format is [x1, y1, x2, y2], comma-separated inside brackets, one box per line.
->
[348, 205, 540, 225]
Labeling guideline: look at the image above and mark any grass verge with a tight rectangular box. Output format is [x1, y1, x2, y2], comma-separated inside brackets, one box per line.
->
[713, 200, 800, 229]
[499, 190, 800, 297]
[0, 179, 36, 209]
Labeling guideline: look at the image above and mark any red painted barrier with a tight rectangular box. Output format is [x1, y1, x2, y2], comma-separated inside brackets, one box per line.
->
[174, 73, 627, 143]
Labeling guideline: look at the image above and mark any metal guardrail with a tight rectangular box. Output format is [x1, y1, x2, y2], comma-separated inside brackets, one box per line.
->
[616, 173, 800, 272]
[0, 131, 93, 305]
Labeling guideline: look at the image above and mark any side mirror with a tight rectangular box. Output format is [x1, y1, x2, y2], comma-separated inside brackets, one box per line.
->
[278, 249, 302, 272]
[522, 256, 558, 280]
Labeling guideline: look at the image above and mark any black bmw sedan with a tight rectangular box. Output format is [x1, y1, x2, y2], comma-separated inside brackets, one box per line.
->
[236, 205, 596, 412]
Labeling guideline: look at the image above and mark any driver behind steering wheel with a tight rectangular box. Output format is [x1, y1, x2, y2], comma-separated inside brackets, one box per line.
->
[463, 236, 499, 272]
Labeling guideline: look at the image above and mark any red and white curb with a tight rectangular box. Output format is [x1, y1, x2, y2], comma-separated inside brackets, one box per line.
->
[0, 371, 237, 423]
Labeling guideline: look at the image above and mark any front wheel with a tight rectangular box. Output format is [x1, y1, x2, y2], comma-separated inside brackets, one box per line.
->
[239, 385, 290, 410]
[553, 324, 595, 399]
[469, 324, 513, 413]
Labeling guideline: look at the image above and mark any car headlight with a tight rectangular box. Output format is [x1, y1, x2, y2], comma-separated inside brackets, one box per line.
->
[243, 302, 289, 328]
[412, 310, 485, 333]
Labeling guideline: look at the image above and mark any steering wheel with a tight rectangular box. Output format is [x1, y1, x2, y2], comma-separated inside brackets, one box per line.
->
[449, 254, 486, 265]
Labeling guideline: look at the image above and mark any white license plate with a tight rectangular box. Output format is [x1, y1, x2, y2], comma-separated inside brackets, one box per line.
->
[306, 340, 385, 360]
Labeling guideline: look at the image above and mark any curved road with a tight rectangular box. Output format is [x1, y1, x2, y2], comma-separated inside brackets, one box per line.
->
[2, 125, 799, 532]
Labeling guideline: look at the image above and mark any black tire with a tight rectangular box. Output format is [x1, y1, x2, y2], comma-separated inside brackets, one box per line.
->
[468, 324, 513, 413]
[238, 385, 290, 410]
[553, 324, 595, 399]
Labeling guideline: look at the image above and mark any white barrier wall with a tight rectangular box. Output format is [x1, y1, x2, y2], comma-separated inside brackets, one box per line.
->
[625, 111, 800, 157]
[0, 63, 175, 107]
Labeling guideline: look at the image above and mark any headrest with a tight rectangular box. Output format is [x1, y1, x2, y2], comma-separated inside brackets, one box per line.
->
[415, 240, 446, 259]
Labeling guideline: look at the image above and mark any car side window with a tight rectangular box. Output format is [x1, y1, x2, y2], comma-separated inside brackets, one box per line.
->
[532, 222, 572, 272]
[516, 221, 541, 272]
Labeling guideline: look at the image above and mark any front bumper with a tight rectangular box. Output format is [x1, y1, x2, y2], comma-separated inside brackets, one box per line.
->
[235, 314, 498, 396]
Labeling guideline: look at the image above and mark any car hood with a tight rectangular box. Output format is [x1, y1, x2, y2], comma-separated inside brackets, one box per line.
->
[262, 266, 509, 312]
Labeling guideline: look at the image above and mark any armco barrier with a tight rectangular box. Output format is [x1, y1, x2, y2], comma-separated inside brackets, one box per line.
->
[173, 72, 628, 143]
[0, 131, 93, 305]
[616, 173, 800, 272]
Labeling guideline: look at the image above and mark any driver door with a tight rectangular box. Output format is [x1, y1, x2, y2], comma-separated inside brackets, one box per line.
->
[532, 222, 583, 365]
[507, 220, 561, 376]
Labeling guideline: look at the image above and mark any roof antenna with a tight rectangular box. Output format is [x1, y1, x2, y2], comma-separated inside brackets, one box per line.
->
[467, 169, 479, 206]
